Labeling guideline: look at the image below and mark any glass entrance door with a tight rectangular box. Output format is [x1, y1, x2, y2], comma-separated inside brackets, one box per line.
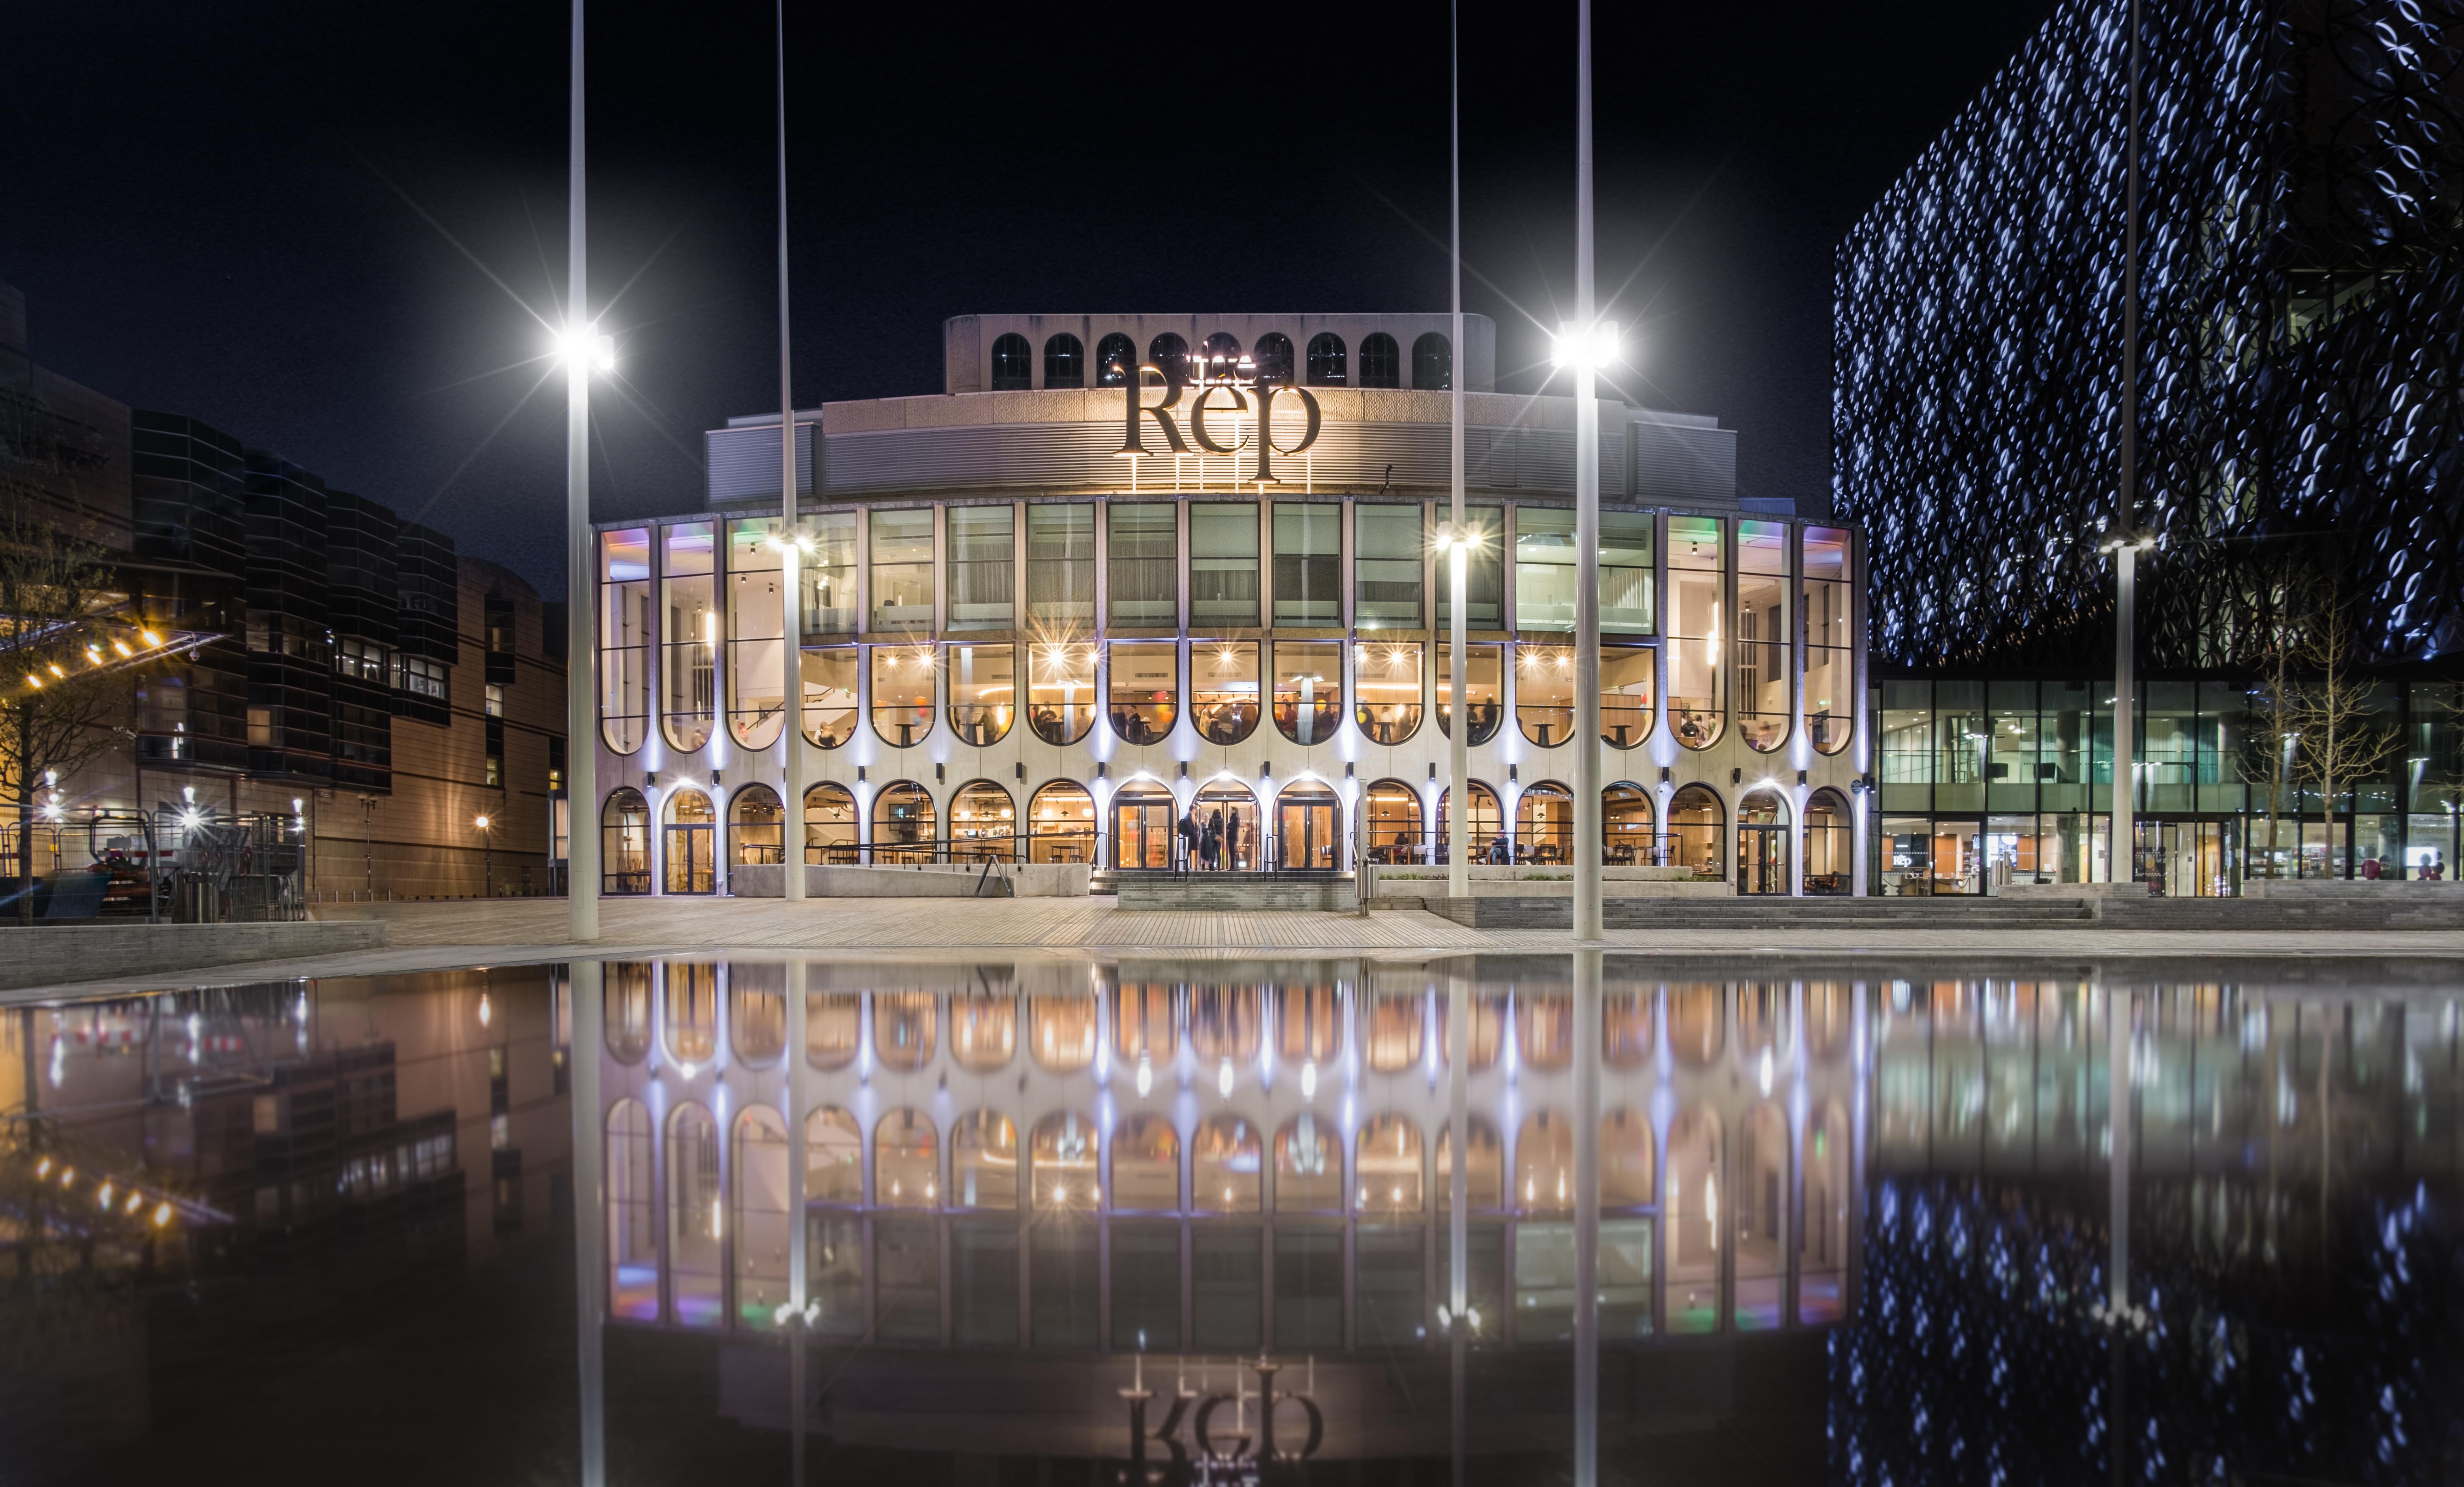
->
[1112, 789, 1176, 869]
[1275, 785, 1340, 871]
[663, 823, 714, 894]
[2147, 820, 2235, 896]
[1736, 826, 1789, 895]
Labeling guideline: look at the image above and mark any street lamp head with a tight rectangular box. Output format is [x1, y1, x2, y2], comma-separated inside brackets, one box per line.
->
[1550, 319, 1621, 374]
[555, 322, 615, 375]
[2097, 524, 2157, 555]
[474, 814, 492, 831]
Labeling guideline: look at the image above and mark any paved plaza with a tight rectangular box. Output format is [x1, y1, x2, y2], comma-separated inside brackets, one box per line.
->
[11, 895, 2464, 1001]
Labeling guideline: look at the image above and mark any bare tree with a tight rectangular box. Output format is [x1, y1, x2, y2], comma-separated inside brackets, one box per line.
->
[2237, 561, 2312, 878]
[0, 504, 134, 922]
[2285, 578, 2402, 873]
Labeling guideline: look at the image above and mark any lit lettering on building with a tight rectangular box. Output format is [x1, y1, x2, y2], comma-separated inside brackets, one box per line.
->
[1119, 364, 1322, 481]
[1119, 1357, 1323, 1485]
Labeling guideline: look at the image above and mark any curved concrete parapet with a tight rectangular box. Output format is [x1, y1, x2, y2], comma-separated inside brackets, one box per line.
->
[731, 862, 1091, 899]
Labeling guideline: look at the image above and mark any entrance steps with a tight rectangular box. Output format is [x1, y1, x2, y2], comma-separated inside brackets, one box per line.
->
[1111, 871, 1358, 912]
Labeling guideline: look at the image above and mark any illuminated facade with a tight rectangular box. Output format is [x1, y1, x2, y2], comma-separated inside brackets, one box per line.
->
[1835, 0, 2464, 890]
[590, 313, 1869, 896]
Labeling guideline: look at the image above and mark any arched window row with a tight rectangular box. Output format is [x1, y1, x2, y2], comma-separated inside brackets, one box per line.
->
[982, 330, 1450, 392]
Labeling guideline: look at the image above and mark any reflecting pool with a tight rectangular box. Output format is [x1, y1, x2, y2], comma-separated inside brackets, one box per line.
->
[6, 958, 2461, 1484]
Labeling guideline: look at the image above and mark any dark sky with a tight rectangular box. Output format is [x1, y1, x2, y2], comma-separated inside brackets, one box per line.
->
[3, 1, 2055, 600]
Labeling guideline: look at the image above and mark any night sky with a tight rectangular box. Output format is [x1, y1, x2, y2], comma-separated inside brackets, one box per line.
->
[4, 2, 2055, 599]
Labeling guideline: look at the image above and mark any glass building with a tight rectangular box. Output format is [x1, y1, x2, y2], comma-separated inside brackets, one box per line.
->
[588, 312, 1871, 896]
[1836, 0, 2464, 890]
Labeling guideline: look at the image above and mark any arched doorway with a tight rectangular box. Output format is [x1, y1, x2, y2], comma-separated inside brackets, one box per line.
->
[1737, 790, 1790, 895]
[730, 785, 783, 868]
[871, 781, 935, 864]
[1604, 782, 1656, 865]
[663, 789, 716, 894]
[1514, 781, 1574, 864]
[1804, 789, 1852, 894]
[1194, 779, 1257, 870]
[1668, 785, 1725, 881]
[1362, 779, 1424, 863]
[1111, 779, 1176, 869]
[1274, 779, 1341, 871]
[1435, 781, 1503, 864]
[1028, 780, 1096, 864]
[602, 788, 650, 894]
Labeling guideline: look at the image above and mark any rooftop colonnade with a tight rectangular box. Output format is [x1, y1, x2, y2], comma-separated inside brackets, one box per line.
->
[584, 317, 1868, 897]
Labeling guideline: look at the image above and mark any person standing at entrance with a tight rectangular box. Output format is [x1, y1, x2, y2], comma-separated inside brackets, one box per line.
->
[1204, 809, 1223, 871]
[1225, 807, 1242, 871]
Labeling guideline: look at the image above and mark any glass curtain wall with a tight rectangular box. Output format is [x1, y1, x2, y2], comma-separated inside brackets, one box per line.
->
[1273, 503, 1341, 625]
[1190, 501, 1259, 627]
[1515, 507, 1578, 631]
[1668, 516, 1723, 747]
[1108, 503, 1177, 627]
[599, 527, 650, 753]
[804, 511, 858, 634]
[1601, 511, 1655, 633]
[870, 509, 934, 632]
[725, 518, 786, 749]
[948, 644, 1015, 746]
[947, 505, 1014, 630]
[1736, 520, 1790, 751]
[1027, 504, 1095, 631]
[661, 522, 716, 751]
[1354, 503, 1422, 628]
[1435, 506, 1502, 629]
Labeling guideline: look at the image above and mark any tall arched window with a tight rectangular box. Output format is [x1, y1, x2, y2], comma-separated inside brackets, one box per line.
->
[871, 781, 935, 864]
[1112, 1113, 1179, 1211]
[1027, 642, 1095, 744]
[952, 1110, 1018, 1208]
[731, 963, 786, 1066]
[1028, 780, 1096, 863]
[1363, 779, 1424, 863]
[1043, 333, 1084, 388]
[1669, 784, 1725, 880]
[733, 1106, 790, 1325]
[1736, 1102, 1788, 1328]
[602, 788, 650, 894]
[1435, 1116, 1503, 1208]
[1665, 1106, 1722, 1333]
[659, 522, 716, 752]
[808, 1107, 862, 1201]
[1192, 640, 1260, 744]
[1439, 643, 1503, 744]
[1737, 789, 1790, 896]
[1275, 1113, 1341, 1211]
[949, 779, 1016, 860]
[805, 781, 856, 864]
[952, 989, 1015, 1071]
[663, 789, 716, 894]
[1601, 1107, 1655, 1207]
[724, 518, 785, 748]
[1604, 782, 1655, 864]
[947, 643, 1014, 745]
[1354, 642, 1422, 744]
[1356, 1114, 1423, 1213]
[801, 645, 858, 747]
[599, 527, 651, 753]
[1253, 331, 1294, 385]
[871, 644, 935, 747]
[1305, 332, 1347, 386]
[1517, 643, 1575, 746]
[1805, 788, 1852, 894]
[875, 1108, 938, 1206]
[730, 785, 783, 866]
[1032, 1111, 1101, 1210]
[1147, 332, 1189, 387]
[1193, 1115, 1261, 1213]
[1435, 781, 1502, 864]
[1358, 332, 1400, 388]
[606, 1099, 657, 1319]
[1412, 332, 1451, 390]
[1514, 781, 1574, 863]
[1095, 332, 1137, 387]
[1199, 331, 1243, 380]
[667, 1102, 722, 1326]
[605, 962, 652, 1061]
[990, 332, 1033, 391]
[874, 991, 938, 1070]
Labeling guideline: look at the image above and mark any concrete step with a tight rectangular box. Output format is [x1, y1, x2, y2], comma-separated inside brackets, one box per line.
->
[1113, 871, 1358, 911]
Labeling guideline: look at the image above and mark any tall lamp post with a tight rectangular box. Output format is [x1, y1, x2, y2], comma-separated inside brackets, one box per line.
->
[562, 0, 606, 945]
[773, 0, 806, 905]
[475, 813, 493, 898]
[2105, 0, 2147, 888]
[1444, 0, 1469, 903]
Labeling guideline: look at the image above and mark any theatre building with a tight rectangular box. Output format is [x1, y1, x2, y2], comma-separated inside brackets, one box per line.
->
[588, 313, 1868, 896]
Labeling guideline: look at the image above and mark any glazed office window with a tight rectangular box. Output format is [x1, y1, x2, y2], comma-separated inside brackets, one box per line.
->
[947, 644, 1015, 746]
[870, 645, 935, 747]
[1517, 644, 1575, 747]
[1108, 642, 1178, 745]
[1358, 332, 1401, 388]
[800, 645, 858, 747]
[1353, 640, 1422, 745]
[1437, 642, 1503, 744]
[1191, 640, 1261, 744]
[1412, 332, 1451, 391]
[659, 522, 717, 752]
[804, 782, 858, 864]
[868, 508, 934, 632]
[1515, 506, 1578, 631]
[1253, 331, 1295, 385]
[1668, 516, 1724, 748]
[1272, 503, 1341, 625]
[1199, 330, 1243, 380]
[990, 332, 1033, 391]
[1108, 502, 1178, 626]
[1803, 526, 1853, 755]
[1305, 332, 1347, 386]
[1600, 511, 1655, 633]
[724, 519, 787, 749]
[949, 779, 1016, 860]
[1147, 332, 1189, 387]
[1042, 333, 1084, 389]
[1434, 506, 1503, 629]
[1095, 332, 1136, 387]
[598, 527, 651, 753]
[947, 504, 1014, 631]
[1736, 520, 1791, 753]
[1594, 646, 1652, 750]
[1354, 503, 1421, 627]
[1271, 641, 1342, 745]
[1028, 781, 1097, 864]
[802, 510, 858, 634]
[1027, 503, 1095, 627]
[871, 782, 935, 864]
[1189, 501, 1259, 626]
[1026, 641, 1096, 744]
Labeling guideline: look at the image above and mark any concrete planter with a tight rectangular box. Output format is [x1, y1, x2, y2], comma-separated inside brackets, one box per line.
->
[731, 862, 1090, 899]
